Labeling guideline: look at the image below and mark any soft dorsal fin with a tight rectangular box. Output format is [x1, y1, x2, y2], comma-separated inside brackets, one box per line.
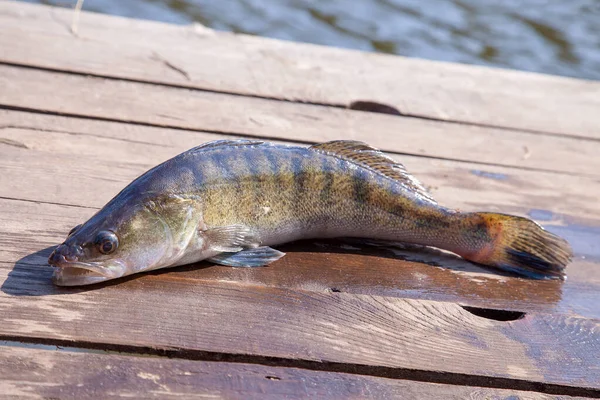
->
[310, 140, 436, 203]
[189, 139, 265, 153]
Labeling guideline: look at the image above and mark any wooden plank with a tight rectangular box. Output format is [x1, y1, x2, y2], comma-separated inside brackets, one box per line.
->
[0, 345, 586, 399]
[1, 110, 599, 220]
[1, 255, 599, 390]
[0, 3, 597, 395]
[1, 2, 599, 139]
[1, 110, 599, 316]
[2, 196, 599, 319]
[1, 66, 599, 177]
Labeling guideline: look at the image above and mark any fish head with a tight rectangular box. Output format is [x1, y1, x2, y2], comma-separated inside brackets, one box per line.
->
[48, 194, 197, 286]
[49, 224, 128, 286]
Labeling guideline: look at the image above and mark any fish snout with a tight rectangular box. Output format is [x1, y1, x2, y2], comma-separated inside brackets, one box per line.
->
[48, 243, 84, 266]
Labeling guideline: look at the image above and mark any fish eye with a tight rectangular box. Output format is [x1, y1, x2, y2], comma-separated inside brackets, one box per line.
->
[68, 224, 82, 236]
[94, 231, 119, 255]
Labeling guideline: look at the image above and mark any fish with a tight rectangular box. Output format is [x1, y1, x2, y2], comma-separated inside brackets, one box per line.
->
[48, 140, 572, 286]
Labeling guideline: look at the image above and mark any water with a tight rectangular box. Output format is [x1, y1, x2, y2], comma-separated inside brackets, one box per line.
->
[20, 1, 600, 80]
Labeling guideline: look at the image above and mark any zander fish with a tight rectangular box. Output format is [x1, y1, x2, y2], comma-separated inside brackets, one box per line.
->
[48, 140, 572, 285]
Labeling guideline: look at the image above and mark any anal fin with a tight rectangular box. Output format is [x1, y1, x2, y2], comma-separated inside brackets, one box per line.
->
[208, 247, 285, 267]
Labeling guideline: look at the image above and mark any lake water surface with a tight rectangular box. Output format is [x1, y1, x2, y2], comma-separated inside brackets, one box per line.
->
[23, 0, 600, 80]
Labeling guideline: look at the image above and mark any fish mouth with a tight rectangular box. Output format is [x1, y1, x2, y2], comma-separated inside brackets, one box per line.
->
[51, 261, 126, 286]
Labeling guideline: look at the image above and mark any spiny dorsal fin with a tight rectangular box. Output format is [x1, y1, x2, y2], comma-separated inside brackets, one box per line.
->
[310, 140, 436, 203]
[189, 139, 265, 153]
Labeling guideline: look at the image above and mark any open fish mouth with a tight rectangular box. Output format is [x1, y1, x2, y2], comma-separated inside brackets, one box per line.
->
[51, 261, 125, 286]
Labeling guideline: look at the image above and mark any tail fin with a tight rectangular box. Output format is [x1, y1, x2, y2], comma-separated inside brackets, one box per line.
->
[455, 212, 572, 280]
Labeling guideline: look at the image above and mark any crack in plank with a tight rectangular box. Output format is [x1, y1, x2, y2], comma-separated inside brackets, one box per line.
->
[0, 104, 594, 179]
[0, 335, 597, 398]
[0, 61, 596, 144]
[0, 124, 166, 147]
[0, 138, 28, 149]
[0, 196, 99, 210]
[150, 52, 191, 81]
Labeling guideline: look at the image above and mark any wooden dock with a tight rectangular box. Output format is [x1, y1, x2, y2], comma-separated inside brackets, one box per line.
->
[1, 1, 599, 398]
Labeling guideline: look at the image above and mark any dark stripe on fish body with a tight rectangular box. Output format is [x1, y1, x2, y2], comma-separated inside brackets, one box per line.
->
[263, 147, 293, 214]
[367, 173, 387, 206]
[241, 148, 263, 212]
[243, 148, 270, 191]
[390, 190, 408, 223]
[210, 151, 235, 181]
[190, 158, 204, 186]
[221, 151, 244, 188]
[220, 149, 247, 220]
[290, 153, 306, 207]
[320, 155, 337, 206]
[242, 148, 261, 177]
[202, 151, 223, 184]
[263, 147, 282, 177]
[200, 152, 229, 224]
[352, 168, 371, 206]
[220, 150, 247, 221]
[413, 211, 451, 229]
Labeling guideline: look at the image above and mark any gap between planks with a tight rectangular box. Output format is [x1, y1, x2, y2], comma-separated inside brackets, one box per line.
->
[1, 102, 595, 179]
[1, 65, 600, 178]
[1, 1, 599, 139]
[0, 344, 590, 400]
[0, 127, 593, 390]
[1, 59, 597, 144]
[1, 256, 599, 391]
[2, 197, 599, 320]
[1, 110, 599, 318]
[1, 109, 599, 222]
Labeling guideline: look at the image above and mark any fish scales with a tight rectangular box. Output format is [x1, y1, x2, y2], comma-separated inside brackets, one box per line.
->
[198, 145, 395, 242]
[48, 140, 573, 285]
[195, 145, 430, 245]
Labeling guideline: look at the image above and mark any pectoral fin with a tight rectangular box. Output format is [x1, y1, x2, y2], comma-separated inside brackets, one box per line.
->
[203, 225, 260, 252]
[208, 246, 285, 267]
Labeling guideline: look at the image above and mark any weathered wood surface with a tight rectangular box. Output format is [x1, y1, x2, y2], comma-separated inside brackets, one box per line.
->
[1, 1, 600, 398]
[1, 255, 599, 391]
[1, 1, 599, 139]
[1, 110, 599, 320]
[1, 110, 599, 220]
[1, 345, 587, 400]
[1, 192, 599, 318]
[2, 64, 600, 178]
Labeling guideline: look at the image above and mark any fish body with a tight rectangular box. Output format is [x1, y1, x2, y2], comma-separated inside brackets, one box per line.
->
[49, 140, 572, 285]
